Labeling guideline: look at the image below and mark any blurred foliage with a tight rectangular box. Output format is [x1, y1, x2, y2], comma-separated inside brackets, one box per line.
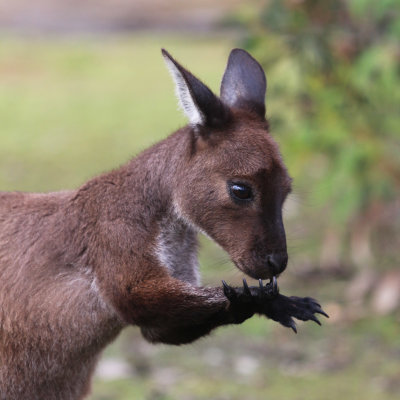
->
[233, 0, 400, 270]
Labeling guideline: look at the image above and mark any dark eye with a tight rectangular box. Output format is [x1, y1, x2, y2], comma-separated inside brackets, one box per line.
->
[228, 182, 253, 202]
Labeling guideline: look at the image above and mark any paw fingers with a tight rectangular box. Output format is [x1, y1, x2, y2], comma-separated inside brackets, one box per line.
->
[286, 296, 329, 326]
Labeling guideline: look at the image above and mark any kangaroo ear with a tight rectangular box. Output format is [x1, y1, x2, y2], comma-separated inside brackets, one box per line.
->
[162, 49, 229, 128]
[220, 49, 267, 118]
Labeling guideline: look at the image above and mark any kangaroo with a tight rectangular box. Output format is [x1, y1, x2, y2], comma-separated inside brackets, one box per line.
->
[0, 49, 327, 400]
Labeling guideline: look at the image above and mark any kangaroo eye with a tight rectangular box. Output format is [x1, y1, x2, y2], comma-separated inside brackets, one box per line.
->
[228, 182, 253, 202]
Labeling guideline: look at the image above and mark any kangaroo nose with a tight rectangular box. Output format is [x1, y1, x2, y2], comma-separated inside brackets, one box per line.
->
[267, 253, 288, 275]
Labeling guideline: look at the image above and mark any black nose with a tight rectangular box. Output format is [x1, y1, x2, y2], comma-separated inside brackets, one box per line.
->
[267, 253, 288, 275]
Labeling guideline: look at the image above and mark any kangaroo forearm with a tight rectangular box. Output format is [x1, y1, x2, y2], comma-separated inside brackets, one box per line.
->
[140, 308, 231, 345]
[109, 271, 327, 343]
[112, 276, 257, 345]
[113, 277, 230, 326]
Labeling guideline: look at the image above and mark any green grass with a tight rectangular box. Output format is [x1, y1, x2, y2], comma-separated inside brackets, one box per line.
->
[1, 34, 399, 400]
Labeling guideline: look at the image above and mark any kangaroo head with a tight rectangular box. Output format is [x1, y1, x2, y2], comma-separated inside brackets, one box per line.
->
[163, 49, 292, 280]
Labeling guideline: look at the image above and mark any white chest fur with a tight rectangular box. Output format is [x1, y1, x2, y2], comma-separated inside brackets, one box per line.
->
[155, 214, 200, 286]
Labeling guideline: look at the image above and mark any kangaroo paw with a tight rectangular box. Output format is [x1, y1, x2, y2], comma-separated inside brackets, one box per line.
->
[222, 279, 328, 331]
[256, 290, 329, 332]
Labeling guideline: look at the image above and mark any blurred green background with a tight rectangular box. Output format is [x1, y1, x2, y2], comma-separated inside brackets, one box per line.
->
[0, 1, 399, 399]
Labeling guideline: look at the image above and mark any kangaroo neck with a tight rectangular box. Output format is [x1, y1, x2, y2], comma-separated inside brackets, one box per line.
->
[125, 127, 192, 217]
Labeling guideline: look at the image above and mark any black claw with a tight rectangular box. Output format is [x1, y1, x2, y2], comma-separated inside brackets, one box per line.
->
[271, 276, 278, 295]
[242, 278, 251, 296]
[310, 315, 321, 326]
[316, 309, 329, 318]
[289, 320, 297, 333]
[222, 280, 235, 300]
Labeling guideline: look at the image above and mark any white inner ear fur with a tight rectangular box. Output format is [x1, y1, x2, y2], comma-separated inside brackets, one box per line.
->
[163, 55, 205, 126]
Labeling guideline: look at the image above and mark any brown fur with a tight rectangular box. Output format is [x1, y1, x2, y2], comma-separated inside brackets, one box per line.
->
[0, 49, 293, 399]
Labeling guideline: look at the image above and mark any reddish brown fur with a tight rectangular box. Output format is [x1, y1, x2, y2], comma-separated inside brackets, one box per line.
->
[0, 50, 294, 399]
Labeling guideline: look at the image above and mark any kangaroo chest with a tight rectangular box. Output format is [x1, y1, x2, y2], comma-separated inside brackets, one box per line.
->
[155, 215, 200, 286]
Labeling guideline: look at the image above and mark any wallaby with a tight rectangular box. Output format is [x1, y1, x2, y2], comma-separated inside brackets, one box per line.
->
[0, 49, 327, 400]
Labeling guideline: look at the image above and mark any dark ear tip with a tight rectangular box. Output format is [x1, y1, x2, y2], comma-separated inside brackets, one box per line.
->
[161, 48, 173, 60]
[230, 48, 249, 55]
[230, 47, 254, 58]
[229, 48, 256, 61]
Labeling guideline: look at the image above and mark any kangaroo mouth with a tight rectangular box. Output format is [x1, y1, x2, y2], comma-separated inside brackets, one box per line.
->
[255, 276, 279, 297]
[224, 276, 279, 299]
[235, 261, 277, 280]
